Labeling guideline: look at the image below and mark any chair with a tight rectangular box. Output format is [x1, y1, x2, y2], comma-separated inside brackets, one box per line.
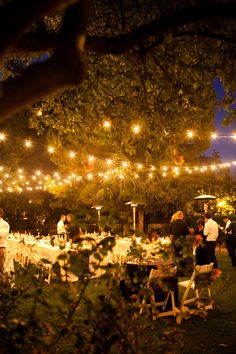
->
[140, 267, 179, 319]
[178, 263, 214, 315]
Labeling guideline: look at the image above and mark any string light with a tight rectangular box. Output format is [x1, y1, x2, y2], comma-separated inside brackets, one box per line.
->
[48, 146, 55, 154]
[132, 124, 141, 134]
[0, 133, 6, 141]
[211, 132, 217, 139]
[36, 110, 42, 116]
[106, 159, 112, 165]
[186, 130, 194, 138]
[103, 120, 111, 128]
[69, 151, 76, 158]
[24, 140, 32, 148]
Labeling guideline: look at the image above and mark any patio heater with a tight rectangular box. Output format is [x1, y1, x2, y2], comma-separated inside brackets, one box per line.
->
[91, 205, 103, 222]
[125, 201, 139, 231]
[193, 194, 217, 213]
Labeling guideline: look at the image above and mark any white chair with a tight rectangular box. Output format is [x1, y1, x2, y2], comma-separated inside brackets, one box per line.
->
[140, 267, 179, 319]
[178, 263, 214, 315]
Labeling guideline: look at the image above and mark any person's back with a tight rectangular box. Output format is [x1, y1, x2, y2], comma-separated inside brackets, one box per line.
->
[170, 211, 189, 242]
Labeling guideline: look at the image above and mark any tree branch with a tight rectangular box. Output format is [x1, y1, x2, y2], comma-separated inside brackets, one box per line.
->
[9, 2, 236, 55]
[1, 1, 236, 121]
[0, 0, 77, 62]
[0, 0, 89, 123]
[85, 2, 236, 54]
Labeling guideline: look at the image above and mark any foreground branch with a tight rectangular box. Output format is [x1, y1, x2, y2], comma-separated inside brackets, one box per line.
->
[1, 1, 236, 120]
[0, 0, 89, 123]
[0, 0, 78, 62]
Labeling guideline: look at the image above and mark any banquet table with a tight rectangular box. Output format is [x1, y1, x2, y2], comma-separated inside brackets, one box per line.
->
[4, 234, 173, 281]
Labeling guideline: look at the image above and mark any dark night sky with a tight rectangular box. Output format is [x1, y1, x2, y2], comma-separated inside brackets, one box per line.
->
[205, 79, 236, 162]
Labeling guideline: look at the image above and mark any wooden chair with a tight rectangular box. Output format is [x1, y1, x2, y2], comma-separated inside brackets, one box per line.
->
[140, 267, 179, 319]
[178, 263, 214, 315]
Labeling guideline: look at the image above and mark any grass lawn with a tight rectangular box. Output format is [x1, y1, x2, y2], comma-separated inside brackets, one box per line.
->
[5, 249, 236, 353]
[175, 249, 236, 354]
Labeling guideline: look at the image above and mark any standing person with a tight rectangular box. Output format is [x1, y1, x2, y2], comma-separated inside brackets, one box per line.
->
[203, 212, 219, 268]
[223, 216, 231, 231]
[225, 221, 236, 267]
[170, 211, 189, 271]
[193, 219, 210, 265]
[57, 215, 66, 235]
[169, 211, 189, 243]
[65, 214, 81, 243]
[0, 207, 10, 282]
[221, 216, 232, 254]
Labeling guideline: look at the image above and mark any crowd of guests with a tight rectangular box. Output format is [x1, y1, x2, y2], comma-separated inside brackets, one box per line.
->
[149, 210, 236, 271]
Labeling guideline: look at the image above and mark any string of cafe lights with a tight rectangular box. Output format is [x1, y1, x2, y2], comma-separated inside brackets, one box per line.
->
[0, 124, 236, 193]
[0, 159, 235, 194]
[0, 127, 236, 167]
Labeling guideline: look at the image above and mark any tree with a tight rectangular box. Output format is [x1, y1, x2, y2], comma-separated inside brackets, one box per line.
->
[0, 0, 235, 122]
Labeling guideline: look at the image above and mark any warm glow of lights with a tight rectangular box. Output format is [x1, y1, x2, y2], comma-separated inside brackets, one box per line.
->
[87, 173, 93, 180]
[148, 173, 153, 178]
[25, 140, 32, 148]
[211, 165, 216, 170]
[217, 201, 225, 208]
[137, 164, 143, 169]
[232, 134, 236, 140]
[0, 166, 3, 171]
[122, 161, 128, 168]
[4, 174, 9, 178]
[119, 174, 124, 180]
[103, 120, 111, 128]
[134, 174, 139, 178]
[36, 170, 41, 176]
[0, 133, 6, 141]
[69, 151, 76, 158]
[106, 159, 112, 165]
[88, 155, 95, 162]
[150, 165, 155, 171]
[132, 124, 141, 134]
[36, 109, 42, 116]
[186, 130, 194, 138]
[211, 132, 217, 139]
[48, 146, 55, 153]
[162, 172, 167, 177]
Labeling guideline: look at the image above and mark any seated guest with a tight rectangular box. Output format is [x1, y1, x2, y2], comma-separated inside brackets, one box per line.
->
[148, 229, 161, 243]
[194, 234, 211, 265]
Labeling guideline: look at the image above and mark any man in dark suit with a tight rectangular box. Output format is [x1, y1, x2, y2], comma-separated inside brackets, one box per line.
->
[225, 221, 236, 267]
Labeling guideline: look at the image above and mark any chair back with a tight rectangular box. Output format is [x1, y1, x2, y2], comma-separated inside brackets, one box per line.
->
[194, 263, 214, 289]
